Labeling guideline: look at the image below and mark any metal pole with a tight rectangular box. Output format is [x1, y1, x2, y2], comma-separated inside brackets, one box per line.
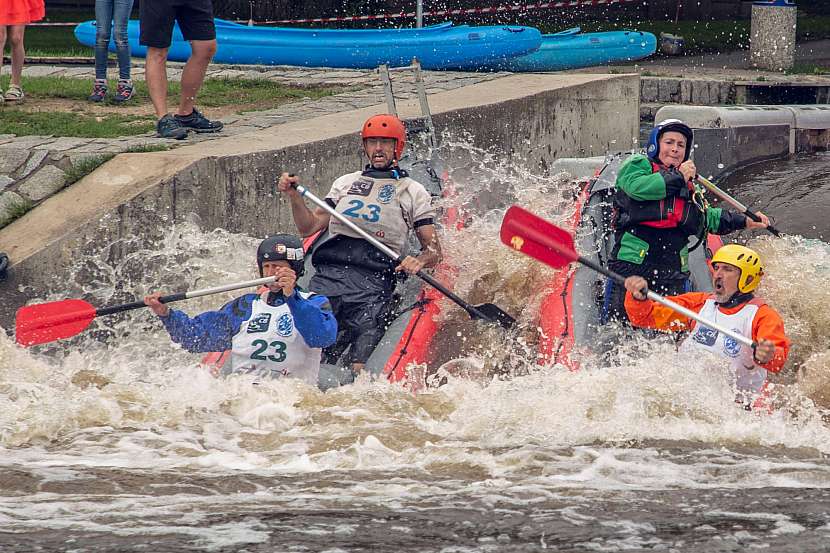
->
[416, 0, 423, 27]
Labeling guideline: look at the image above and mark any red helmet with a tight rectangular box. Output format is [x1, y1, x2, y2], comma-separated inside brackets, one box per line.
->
[361, 114, 406, 159]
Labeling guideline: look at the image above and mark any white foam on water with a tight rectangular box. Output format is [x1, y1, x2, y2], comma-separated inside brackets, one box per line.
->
[3, 143, 830, 548]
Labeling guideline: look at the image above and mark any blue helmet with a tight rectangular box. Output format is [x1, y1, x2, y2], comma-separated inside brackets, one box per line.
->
[646, 119, 694, 163]
[257, 234, 305, 277]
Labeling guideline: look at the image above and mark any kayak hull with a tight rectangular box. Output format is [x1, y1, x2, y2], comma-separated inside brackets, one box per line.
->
[73, 18, 543, 71]
[502, 28, 657, 72]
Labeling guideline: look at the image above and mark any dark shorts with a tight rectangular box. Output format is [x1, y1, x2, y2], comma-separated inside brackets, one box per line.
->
[320, 295, 394, 365]
[139, 0, 215, 49]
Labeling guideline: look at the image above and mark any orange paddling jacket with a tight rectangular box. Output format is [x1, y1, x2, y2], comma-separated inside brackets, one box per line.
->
[625, 291, 790, 378]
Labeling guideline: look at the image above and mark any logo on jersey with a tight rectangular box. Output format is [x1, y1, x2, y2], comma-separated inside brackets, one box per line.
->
[692, 325, 718, 347]
[723, 329, 742, 357]
[377, 183, 396, 205]
[347, 178, 374, 197]
[276, 313, 294, 337]
[247, 313, 271, 333]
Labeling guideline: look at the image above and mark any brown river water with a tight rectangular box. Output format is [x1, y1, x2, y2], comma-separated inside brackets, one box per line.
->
[2, 148, 830, 552]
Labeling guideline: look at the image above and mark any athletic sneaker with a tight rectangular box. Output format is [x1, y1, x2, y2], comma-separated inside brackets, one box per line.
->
[174, 108, 224, 133]
[113, 79, 134, 103]
[156, 114, 188, 140]
[88, 79, 108, 102]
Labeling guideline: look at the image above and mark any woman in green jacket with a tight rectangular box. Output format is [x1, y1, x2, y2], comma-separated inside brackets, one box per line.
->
[606, 119, 770, 322]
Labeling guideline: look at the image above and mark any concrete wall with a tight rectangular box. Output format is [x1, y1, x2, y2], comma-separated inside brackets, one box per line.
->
[692, 125, 791, 179]
[0, 73, 639, 330]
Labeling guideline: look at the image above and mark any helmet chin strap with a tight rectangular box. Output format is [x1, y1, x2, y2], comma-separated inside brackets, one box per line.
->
[716, 290, 754, 308]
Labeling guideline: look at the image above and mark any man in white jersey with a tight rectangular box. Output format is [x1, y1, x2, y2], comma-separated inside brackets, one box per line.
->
[277, 114, 442, 377]
[624, 244, 790, 409]
[145, 235, 337, 385]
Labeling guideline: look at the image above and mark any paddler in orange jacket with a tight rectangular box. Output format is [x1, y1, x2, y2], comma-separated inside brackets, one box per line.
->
[623, 244, 790, 408]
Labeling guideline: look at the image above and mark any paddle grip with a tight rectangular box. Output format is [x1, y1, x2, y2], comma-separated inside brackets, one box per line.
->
[743, 210, 781, 237]
[96, 292, 187, 317]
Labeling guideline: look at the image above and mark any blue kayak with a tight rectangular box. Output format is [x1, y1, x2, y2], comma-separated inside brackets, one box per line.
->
[74, 18, 542, 71]
[500, 28, 657, 72]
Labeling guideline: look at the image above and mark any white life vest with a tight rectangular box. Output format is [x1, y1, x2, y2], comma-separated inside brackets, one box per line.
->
[327, 172, 430, 257]
[680, 297, 767, 393]
[227, 291, 321, 385]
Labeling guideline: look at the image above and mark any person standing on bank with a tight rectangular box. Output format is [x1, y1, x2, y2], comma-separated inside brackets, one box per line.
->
[139, 0, 224, 139]
[277, 114, 442, 377]
[606, 119, 771, 321]
[144, 235, 337, 385]
[0, 0, 44, 104]
[89, 0, 136, 103]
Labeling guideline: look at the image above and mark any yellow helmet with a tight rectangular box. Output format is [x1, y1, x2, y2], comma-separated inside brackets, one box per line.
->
[711, 244, 764, 293]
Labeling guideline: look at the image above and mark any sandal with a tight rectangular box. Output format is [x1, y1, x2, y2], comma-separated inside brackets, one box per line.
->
[4, 85, 24, 103]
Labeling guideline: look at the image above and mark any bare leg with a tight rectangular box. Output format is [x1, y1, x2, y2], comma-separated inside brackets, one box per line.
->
[8, 25, 25, 87]
[176, 39, 216, 116]
[351, 363, 366, 376]
[145, 46, 169, 118]
[0, 26, 7, 84]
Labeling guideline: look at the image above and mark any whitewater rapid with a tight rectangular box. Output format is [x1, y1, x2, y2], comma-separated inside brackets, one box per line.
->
[2, 148, 830, 552]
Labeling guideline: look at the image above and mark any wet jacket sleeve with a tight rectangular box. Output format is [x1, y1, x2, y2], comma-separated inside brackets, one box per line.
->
[286, 292, 338, 348]
[752, 304, 790, 373]
[160, 295, 254, 353]
[706, 207, 748, 235]
[624, 291, 710, 331]
[616, 154, 688, 200]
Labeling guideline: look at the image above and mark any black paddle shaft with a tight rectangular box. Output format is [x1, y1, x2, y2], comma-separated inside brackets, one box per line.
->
[291, 181, 516, 329]
[576, 255, 626, 287]
[412, 264, 516, 329]
[96, 292, 188, 317]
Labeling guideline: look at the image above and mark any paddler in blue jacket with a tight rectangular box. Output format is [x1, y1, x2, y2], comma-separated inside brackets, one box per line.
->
[144, 235, 337, 385]
[605, 119, 771, 322]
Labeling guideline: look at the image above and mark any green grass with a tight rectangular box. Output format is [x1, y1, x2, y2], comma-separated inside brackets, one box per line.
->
[538, 16, 830, 55]
[22, 8, 105, 57]
[785, 63, 830, 75]
[123, 144, 170, 153]
[1, 74, 344, 108]
[198, 78, 348, 108]
[0, 74, 347, 137]
[64, 154, 116, 185]
[0, 74, 348, 109]
[23, 26, 93, 57]
[0, 196, 34, 228]
[0, 110, 155, 138]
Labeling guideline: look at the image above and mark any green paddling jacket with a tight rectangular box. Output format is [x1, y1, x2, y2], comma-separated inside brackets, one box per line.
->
[610, 154, 748, 276]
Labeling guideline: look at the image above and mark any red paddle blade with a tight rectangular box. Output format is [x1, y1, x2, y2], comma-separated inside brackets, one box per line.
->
[499, 205, 579, 269]
[15, 299, 97, 346]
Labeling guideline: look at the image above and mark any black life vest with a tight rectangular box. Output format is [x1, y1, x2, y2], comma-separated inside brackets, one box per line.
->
[613, 161, 705, 236]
